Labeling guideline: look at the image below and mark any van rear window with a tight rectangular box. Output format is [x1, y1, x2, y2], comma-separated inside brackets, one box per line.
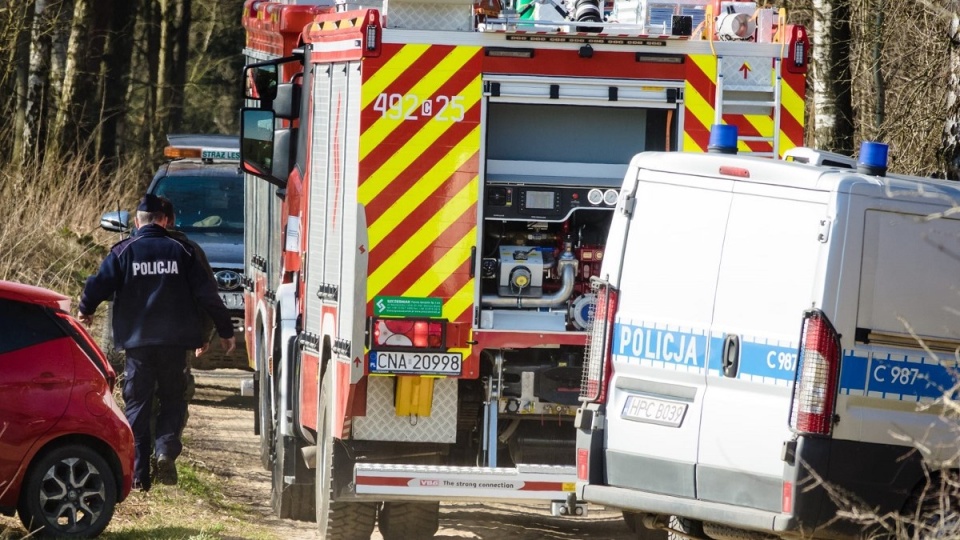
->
[857, 210, 960, 343]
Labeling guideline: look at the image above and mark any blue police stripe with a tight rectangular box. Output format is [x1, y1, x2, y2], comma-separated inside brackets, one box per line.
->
[864, 356, 957, 399]
[838, 351, 868, 393]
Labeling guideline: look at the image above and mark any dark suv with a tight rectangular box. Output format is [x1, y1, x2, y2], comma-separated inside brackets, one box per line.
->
[100, 134, 247, 370]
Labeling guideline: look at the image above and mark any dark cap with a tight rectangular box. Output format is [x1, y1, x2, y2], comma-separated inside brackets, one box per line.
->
[137, 194, 163, 213]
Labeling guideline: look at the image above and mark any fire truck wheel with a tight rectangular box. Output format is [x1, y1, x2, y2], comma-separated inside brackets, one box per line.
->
[377, 502, 441, 540]
[316, 368, 377, 538]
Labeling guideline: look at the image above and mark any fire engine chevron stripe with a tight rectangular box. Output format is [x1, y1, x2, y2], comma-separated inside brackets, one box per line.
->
[779, 75, 805, 151]
[442, 277, 475, 326]
[361, 44, 431, 110]
[371, 213, 475, 323]
[683, 54, 716, 153]
[404, 225, 476, 298]
[366, 128, 480, 250]
[366, 177, 478, 303]
[360, 47, 482, 162]
[359, 77, 482, 205]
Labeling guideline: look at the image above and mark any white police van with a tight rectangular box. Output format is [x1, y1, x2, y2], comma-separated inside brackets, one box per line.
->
[576, 131, 960, 539]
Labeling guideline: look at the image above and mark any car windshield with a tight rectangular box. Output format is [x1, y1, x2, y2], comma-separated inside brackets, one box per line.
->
[154, 175, 243, 233]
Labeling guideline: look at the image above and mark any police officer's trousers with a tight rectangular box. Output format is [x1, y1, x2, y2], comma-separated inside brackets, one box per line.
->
[123, 346, 188, 488]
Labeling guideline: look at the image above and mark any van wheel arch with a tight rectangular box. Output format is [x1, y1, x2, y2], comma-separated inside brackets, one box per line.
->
[901, 468, 960, 537]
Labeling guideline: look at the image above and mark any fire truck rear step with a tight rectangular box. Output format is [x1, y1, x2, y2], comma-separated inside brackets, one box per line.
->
[354, 463, 579, 503]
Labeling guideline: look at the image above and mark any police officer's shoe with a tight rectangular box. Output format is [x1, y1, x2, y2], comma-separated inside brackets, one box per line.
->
[131, 478, 150, 492]
[155, 454, 178, 486]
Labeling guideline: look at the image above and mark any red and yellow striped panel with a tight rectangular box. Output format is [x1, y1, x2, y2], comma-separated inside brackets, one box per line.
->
[682, 54, 805, 156]
[358, 44, 482, 328]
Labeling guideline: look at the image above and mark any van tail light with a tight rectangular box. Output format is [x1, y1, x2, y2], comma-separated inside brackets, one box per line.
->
[580, 279, 618, 404]
[370, 317, 445, 350]
[56, 311, 117, 391]
[789, 310, 840, 436]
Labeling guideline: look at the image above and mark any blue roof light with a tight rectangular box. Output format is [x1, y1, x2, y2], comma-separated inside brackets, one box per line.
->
[857, 141, 888, 176]
[708, 124, 738, 154]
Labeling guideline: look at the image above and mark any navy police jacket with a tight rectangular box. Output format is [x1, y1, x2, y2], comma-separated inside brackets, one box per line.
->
[79, 223, 233, 350]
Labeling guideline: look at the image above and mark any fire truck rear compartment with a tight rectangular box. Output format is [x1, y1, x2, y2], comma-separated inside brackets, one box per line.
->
[477, 99, 671, 331]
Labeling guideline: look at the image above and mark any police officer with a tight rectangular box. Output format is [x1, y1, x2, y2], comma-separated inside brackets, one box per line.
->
[78, 194, 235, 491]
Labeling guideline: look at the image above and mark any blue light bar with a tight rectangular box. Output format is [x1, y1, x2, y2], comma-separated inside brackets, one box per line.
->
[857, 141, 888, 176]
[708, 124, 738, 154]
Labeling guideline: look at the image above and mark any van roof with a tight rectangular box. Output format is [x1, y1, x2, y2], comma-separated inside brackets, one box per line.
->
[630, 151, 960, 205]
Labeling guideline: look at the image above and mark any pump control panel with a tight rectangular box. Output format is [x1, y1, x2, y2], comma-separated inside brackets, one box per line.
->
[485, 184, 619, 221]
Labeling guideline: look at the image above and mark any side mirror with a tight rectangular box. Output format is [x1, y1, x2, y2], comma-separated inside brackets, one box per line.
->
[240, 108, 287, 187]
[244, 63, 278, 101]
[100, 210, 130, 233]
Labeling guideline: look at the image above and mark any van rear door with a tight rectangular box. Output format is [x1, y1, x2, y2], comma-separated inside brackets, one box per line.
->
[603, 164, 733, 499]
[698, 181, 830, 512]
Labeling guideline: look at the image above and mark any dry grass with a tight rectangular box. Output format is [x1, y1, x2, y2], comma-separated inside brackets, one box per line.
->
[0, 156, 146, 298]
[0, 458, 284, 539]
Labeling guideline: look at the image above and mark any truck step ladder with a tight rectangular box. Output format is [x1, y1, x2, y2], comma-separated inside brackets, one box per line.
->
[714, 54, 783, 158]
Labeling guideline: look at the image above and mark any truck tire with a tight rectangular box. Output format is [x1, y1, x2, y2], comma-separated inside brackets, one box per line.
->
[316, 368, 377, 539]
[378, 502, 441, 540]
[623, 512, 668, 540]
[667, 515, 704, 540]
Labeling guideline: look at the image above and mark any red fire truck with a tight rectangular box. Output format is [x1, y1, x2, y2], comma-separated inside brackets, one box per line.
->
[240, 0, 808, 537]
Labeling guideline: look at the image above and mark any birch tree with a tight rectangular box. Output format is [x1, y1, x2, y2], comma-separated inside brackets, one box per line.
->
[23, 0, 59, 165]
[941, 7, 960, 179]
[811, 0, 855, 155]
[12, 2, 35, 164]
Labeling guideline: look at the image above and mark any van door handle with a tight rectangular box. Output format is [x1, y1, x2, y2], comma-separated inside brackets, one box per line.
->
[721, 334, 740, 378]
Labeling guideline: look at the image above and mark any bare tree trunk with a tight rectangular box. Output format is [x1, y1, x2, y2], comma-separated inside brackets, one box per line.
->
[144, 0, 162, 156]
[871, 1, 885, 139]
[23, 0, 58, 166]
[12, 1, 35, 164]
[55, 0, 111, 163]
[99, 0, 138, 170]
[156, 0, 174, 151]
[168, 0, 190, 132]
[53, 0, 89, 157]
[48, 0, 72, 131]
[811, 0, 855, 155]
[942, 11, 960, 179]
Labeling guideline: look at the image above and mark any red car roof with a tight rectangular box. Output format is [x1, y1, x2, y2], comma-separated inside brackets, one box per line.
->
[0, 280, 71, 311]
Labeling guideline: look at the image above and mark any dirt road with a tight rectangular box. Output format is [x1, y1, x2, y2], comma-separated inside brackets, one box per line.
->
[189, 370, 636, 540]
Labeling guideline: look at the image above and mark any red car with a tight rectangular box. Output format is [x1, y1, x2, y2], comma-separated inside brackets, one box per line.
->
[0, 280, 134, 538]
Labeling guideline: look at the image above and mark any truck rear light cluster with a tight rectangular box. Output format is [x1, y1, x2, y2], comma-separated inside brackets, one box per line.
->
[580, 280, 617, 404]
[789, 310, 840, 436]
[371, 317, 445, 350]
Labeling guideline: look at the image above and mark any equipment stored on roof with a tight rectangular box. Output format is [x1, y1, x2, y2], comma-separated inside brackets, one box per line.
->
[239, 0, 808, 534]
